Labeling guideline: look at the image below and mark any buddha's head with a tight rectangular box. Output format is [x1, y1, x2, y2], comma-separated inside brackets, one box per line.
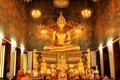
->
[57, 12, 66, 28]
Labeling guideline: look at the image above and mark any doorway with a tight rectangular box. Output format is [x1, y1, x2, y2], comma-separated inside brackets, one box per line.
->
[103, 47, 110, 77]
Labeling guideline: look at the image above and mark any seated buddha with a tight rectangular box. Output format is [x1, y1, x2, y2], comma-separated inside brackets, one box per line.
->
[77, 57, 85, 74]
[44, 12, 80, 51]
[40, 59, 47, 74]
[57, 55, 67, 70]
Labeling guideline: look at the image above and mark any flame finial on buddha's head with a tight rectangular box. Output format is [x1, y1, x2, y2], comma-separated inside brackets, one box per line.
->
[57, 11, 66, 23]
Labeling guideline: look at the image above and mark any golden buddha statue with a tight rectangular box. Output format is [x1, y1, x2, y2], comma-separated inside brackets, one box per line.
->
[40, 59, 47, 74]
[77, 57, 85, 74]
[57, 55, 67, 70]
[44, 12, 80, 51]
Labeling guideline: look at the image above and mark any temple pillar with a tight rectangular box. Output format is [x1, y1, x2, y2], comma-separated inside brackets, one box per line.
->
[90, 51, 97, 67]
[107, 43, 115, 79]
[10, 45, 17, 78]
[0, 37, 5, 78]
[23, 53, 27, 73]
[20, 48, 24, 69]
[99, 46, 104, 78]
[27, 51, 33, 73]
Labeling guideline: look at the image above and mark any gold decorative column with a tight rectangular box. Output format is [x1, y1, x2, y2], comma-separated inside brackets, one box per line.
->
[86, 49, 95, 78]
[86, 48, 91, 69]
[33, 49, 38, 70]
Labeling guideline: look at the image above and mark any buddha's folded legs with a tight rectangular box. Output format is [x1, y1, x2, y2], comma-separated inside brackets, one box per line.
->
[44, 45, 80, 51]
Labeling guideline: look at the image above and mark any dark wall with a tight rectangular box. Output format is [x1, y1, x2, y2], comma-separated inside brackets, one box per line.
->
[103, 47, 110, 77]
[0, 0, 120, 51]
[0, 0, 27, 47]
[25, 0, 120, 51]
[95, 0, 120, 47]
[4, 42, 11, 79]
[25, 0, 95, 50]
[113, 41, 120, 78]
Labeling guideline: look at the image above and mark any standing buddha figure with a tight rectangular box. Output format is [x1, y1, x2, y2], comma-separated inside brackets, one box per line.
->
[44, 12, 80, 51]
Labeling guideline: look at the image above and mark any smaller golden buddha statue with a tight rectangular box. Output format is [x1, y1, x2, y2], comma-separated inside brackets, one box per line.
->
[77, 57, 85, 74]
[57, 55, 68, 70]
[44, 12, 80, 51]
[40, 59, 47, 74]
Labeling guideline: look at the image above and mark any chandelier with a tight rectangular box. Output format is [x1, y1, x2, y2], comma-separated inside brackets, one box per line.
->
[24, 0, 32, 2]
[81, 9, 92, 18]
[31, 9, 41, 19]
[53, 0, 69, 8]
[91, 0, 98, 2]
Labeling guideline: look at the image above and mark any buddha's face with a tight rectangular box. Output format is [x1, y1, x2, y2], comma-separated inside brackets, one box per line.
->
[57, 19, 66, 28]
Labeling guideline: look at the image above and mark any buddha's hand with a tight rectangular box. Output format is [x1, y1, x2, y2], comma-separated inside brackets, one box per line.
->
[51, 40, 56, 45]
[64, 39, 71, 44]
